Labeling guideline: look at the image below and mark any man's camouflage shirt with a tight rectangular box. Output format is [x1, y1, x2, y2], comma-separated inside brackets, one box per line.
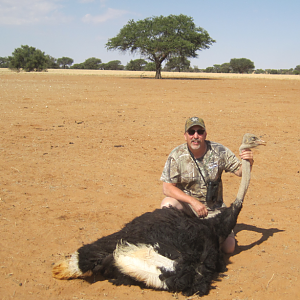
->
[160, 141, 241, 211]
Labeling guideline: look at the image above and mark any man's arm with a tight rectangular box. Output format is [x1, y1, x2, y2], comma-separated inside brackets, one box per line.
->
[162, 182, 208, 217]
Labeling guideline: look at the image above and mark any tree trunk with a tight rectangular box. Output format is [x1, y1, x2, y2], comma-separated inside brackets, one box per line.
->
[155, 59, 162, 79]
[155, 68, 162, 79]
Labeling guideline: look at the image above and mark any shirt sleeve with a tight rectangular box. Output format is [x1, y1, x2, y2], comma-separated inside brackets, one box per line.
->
[160, 156, 180, 184]
[223, 147, 241, 173]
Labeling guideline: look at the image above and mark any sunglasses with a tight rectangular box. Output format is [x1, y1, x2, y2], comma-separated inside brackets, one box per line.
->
[187, 129, 205, 136]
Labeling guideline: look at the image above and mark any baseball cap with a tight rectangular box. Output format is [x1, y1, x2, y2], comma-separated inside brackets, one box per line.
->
[185, 117, 206, 132]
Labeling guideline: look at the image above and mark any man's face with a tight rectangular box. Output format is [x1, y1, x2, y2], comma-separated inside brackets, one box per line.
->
[184, 125, 207, 151]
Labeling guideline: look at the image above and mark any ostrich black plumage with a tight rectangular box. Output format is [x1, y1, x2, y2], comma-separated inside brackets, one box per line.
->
[53, 133, 265, 296]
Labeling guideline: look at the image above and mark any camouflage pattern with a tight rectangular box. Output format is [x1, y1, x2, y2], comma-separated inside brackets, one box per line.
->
[185, 117, 206, 132]
[160, 141, 241, 215]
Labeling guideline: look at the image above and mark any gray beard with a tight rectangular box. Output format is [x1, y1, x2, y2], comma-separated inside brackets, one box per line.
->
[190, 139, 201, 150]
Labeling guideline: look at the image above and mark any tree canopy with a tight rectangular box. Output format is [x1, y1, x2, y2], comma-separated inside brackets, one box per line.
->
[101, 60, 124, 70]
[106, 14, 215, 78]
[126, 59, 148, 71]
[83, 57, 102, 69]
[57, 57, 74, 69]
[46, 55, 59, 69]
[0, 57, 9, 68]
[144, 62, 156, 71]
[8, 45, 48, 72]
[294, 65, 300, 75]
[164, 57, 191, 72]
[71, 57, 102, 69]
[230, 58, 255, 74]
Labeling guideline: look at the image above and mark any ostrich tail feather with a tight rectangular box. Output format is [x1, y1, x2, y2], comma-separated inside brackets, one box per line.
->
[52, 251, 92, 280]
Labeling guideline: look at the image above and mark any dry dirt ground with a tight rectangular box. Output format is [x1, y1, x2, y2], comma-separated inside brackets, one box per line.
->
[1, 69, 299, 300]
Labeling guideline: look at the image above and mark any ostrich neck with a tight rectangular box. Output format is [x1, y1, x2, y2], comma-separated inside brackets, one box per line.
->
[236, 155, 251, 203]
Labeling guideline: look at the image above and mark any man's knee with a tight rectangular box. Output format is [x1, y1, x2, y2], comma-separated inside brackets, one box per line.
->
[221, 236, 236, 254]
[161, 197, 181, 209]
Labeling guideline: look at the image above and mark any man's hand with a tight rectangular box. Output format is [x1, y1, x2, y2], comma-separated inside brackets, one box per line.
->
[190, 199, 208, 218]
[240, 149, 254, 165]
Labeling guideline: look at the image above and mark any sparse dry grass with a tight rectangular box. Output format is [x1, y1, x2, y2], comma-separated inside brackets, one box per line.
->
[1, 67, 299, 80]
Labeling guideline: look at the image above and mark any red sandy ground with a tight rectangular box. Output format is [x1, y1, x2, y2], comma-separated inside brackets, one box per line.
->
[1, 70, 299, 300]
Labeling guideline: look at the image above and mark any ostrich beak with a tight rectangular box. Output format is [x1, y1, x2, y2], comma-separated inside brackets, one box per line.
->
[255, 138, 267, 146]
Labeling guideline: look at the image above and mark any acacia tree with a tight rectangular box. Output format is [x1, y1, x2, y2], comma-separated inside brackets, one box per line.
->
[101, 60, 124, 70]
[220, 63, 231, 73]
[71, 63, 85, 69]
[0, 57, 9, 68]
[46, 55, 59, 69]
[83, 57, 102, 69]
[212, 63, 231, 73]
[57, 57, 74, 69]
[106, 14, 215, 79]
[9, 45, 48, 72]
[230, 58, 255, 74]
[126, 59, 147, 71]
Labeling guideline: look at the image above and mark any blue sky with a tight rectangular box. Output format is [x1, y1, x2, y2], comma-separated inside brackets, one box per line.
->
[1, 0, 299, 70]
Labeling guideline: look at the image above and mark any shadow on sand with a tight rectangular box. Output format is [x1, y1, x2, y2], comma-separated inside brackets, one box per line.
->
[233, 223, 284, 255]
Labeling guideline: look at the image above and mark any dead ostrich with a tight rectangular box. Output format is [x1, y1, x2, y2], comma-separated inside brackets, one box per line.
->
[52, 133, 266, 296]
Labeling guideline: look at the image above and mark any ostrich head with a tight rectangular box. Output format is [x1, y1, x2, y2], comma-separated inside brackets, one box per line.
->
[239, 133, 266, 152]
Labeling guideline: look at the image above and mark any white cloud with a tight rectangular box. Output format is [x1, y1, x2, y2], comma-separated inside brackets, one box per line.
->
[82, 7, 129, 24]
[0, 0, 71, 25]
